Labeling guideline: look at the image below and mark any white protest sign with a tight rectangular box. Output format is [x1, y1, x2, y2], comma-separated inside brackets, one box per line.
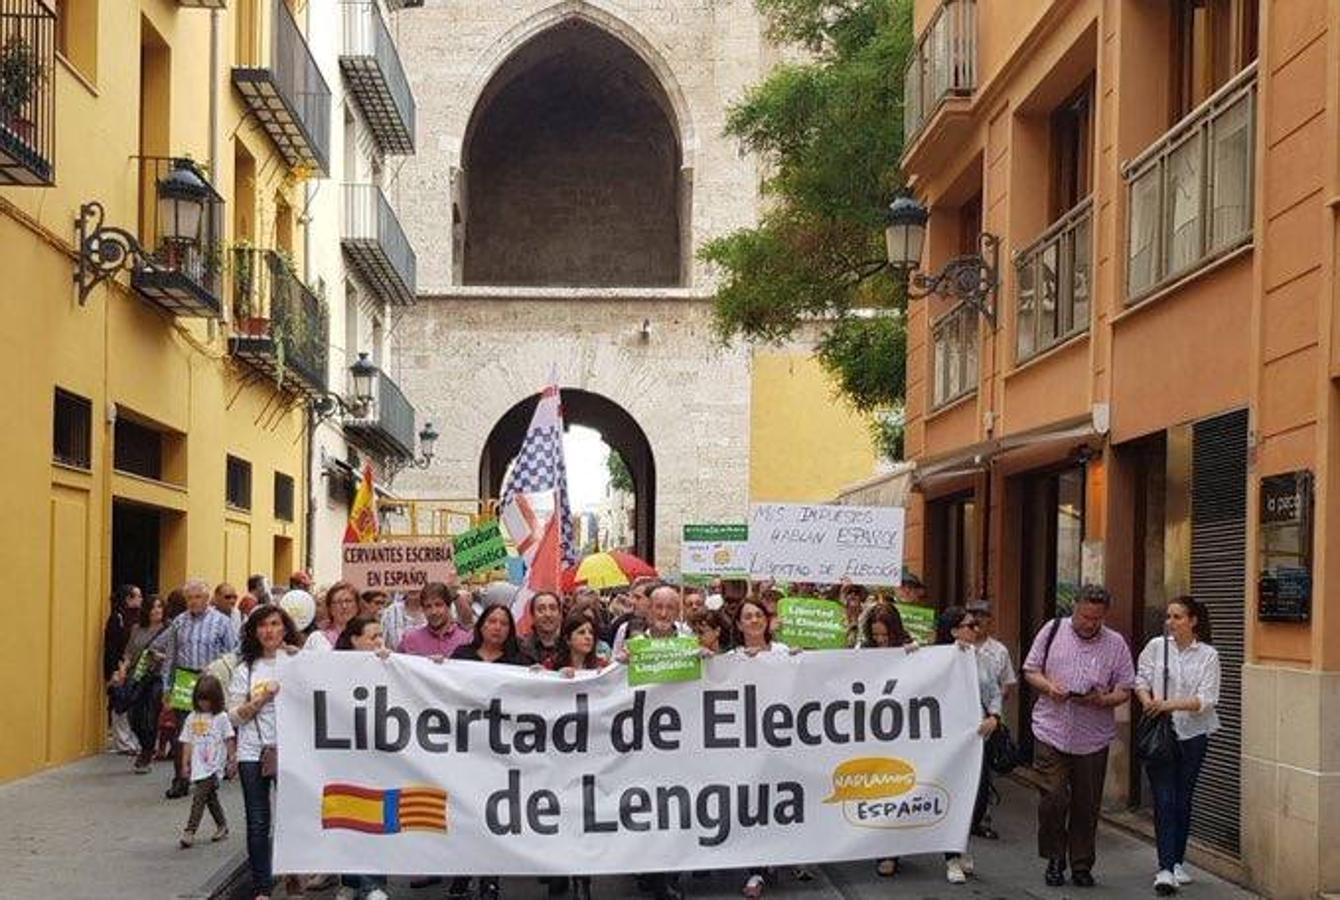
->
[747, 503, 905, 586]
[274, 648, 981, 875]
[680, 524, 749, 581]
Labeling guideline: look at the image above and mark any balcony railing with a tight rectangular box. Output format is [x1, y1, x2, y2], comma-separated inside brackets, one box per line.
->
[931, 302, 978, 410]
[903, 0, 976, 147]
[1015, 197, 1093, 363]
[233, 0, 331, 174]
[230, 248, 329, 398]
[177, 0, 226, 8]
[344, 369, 416, 461]
[0, 0, 56, 186]
[130, 157, 226, 318]
[342, 183, 416, 305]
[1124, 62, 1256, 302]
[340, 1, 415, 155]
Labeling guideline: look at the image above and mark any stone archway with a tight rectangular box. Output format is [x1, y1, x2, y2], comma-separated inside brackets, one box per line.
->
[459, 17, 689, 288]
[479, 389, 656, 562]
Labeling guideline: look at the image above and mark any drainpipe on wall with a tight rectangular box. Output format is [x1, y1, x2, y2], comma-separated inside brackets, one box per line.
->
[301, 0, 318, 576]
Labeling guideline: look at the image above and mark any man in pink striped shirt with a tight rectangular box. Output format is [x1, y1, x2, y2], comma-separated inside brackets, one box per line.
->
[398, 583, 472, 660]
[1022, 585, 1135, 889]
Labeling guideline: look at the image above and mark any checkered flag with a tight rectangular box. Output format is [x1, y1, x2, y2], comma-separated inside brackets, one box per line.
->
[501, 380, 575, 563]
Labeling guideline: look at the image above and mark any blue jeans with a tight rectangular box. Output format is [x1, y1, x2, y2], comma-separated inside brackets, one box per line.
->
[1147, 733, 1209, 871]
[239, 761, 274, 895]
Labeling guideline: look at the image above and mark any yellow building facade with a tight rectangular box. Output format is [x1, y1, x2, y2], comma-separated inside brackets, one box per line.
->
[749, 347, 881, 503]
[0, 0, 327, 782]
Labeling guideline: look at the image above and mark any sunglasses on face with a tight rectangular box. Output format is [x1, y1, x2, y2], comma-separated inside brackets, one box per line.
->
[222, 593, 238, 600]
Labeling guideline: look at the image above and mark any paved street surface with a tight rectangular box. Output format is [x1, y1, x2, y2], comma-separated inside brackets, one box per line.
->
[0, 750, 244, 899]
[0, 754, 1260, 900]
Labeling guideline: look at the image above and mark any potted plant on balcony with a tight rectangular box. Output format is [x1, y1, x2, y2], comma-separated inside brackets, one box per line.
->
[0, 34, 46, 146]
[230, 240, 270, 337]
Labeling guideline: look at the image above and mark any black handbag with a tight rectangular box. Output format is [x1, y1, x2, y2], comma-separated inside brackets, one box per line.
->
[1135, 635, 1177, 766]
[985, 721, 1020, 774]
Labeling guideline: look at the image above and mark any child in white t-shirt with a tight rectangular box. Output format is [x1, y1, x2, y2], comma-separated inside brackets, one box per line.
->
[178, 674, 236, 848]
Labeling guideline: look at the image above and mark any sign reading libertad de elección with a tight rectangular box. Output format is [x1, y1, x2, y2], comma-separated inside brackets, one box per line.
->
[274, 648, 981, 875]
[342, 542, 456, 590]
[747, 503, 905, 586]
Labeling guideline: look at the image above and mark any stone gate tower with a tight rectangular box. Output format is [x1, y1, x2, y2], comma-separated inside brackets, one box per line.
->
[391, 1, 839, 568]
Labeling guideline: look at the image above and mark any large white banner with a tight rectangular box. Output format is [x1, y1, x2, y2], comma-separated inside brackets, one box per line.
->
[274, 647, 981, 876]
[747, 503, 905, 586]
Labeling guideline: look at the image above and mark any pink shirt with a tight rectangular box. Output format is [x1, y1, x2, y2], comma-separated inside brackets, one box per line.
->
[1023, 618, 1135, 756]
[399, 622, 472, 659]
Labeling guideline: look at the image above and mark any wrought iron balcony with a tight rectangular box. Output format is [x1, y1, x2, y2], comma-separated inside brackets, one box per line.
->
[0, 0, 56, 186]
[1124, 63, 1257, 302]
[177, 0, 226, 7]
[903, 0, 976, 148]
[344, 369, 417, 461]
[229, 248, 330, 399]
[232, 0, 331, 174]
[1014, 197, 1093, 363]
[342, 184, 417, 305]
[129, 157, 226, 318]
[340, 1, 415, 155]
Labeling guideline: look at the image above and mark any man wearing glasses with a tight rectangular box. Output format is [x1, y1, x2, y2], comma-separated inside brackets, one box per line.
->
[213, 582, 242, 640]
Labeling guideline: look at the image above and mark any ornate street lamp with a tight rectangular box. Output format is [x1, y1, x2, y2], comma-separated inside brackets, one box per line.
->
[386, 421, 438, 483]
[313, 352, 379, 422]
[883, 195, 1001, 328]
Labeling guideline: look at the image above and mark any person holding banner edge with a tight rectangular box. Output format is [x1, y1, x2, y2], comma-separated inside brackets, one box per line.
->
[228, 605, 301, 900]
[934, 606, 1002, 885]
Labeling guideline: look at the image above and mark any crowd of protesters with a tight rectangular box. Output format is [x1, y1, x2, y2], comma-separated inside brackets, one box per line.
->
[101, 567, 1219, 900]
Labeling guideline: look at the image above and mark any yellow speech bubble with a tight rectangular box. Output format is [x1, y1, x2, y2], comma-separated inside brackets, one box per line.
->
[823, 757, 918, 803]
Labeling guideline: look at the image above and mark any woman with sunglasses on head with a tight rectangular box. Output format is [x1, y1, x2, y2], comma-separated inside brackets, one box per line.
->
[934, 606, 1002, 885]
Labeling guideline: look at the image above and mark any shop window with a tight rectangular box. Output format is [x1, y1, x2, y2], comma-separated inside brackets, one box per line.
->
[115, 418, 163, 481]
[274, 471, 295, 521]
[934, 494, 978, 607]
[226, 455, 253, 511]
[931, 304, 978, 409]
[52, 388, 91, 469]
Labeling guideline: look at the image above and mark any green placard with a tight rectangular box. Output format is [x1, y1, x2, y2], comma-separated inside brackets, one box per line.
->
[683, 524, 748, 542]
[895, 602, 936, 645]
[169, 668, 200, 711]
[627, 636, 703, 686]
[778, 597, 849, 650]
[453, 521, 509, 577]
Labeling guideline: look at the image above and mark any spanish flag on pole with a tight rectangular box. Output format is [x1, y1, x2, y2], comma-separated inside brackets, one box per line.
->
[321, 783, 449, 834]
[344, 462, 380, 544]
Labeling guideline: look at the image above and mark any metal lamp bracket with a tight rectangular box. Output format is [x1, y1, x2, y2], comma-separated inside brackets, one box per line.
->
[906, 232, 1001, 329]
[75, 201, 153, 306]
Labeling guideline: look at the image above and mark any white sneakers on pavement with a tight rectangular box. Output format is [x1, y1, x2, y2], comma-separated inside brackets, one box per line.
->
[946, 858, 968, 884]
[366, 890, 390, 900]
[1154, 869, 1178, 895]
[960, 854, 974, 876]
[1174, 863, 1193, 885]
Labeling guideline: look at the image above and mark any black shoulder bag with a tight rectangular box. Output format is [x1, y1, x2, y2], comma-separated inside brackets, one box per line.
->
[1135, 635, 1177, 766]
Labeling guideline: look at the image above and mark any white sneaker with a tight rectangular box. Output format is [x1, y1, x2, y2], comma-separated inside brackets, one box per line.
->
[960, 853, 974, 876]
[366, 891, 390, 900]
[946, 858, 967, 884]
[1173, 863, 1193, 885]
[333, 887, 358, 900]
[1154, 869, 1178, 895]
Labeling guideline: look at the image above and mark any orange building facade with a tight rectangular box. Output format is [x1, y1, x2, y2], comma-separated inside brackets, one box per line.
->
[898, 1, 1338, 896]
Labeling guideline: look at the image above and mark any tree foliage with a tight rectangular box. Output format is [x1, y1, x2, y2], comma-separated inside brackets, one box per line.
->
[701, 0, 913, 455]
[607, 451, 634, 493]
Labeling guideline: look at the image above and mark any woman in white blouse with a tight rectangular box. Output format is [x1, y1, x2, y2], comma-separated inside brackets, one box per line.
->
[1134, 596, 1220, 896]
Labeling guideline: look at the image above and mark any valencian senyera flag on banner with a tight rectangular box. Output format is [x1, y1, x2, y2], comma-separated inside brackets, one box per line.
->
[344, 462, 380, 544]
[273, 646, 984, 876]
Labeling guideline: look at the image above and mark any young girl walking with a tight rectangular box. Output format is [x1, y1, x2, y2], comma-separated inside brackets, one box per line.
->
[178, 674, 236, 848]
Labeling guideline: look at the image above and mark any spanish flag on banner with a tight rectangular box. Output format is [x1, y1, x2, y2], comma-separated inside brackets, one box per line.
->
[344, 462, 380, 544]
[321, 783, 449, 834]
